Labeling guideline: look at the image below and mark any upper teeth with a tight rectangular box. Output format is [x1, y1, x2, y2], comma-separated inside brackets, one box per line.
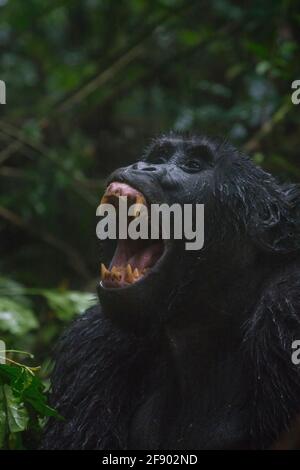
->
[100, 189, 147, 214]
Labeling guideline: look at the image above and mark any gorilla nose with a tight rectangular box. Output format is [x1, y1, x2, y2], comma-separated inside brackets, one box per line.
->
[131, 162, 164, 173]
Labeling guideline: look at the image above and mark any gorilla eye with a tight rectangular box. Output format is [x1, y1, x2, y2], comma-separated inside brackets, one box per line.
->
[181, 159, 202, 172]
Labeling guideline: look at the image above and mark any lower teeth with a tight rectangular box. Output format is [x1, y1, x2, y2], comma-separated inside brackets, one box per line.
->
[100, 263, 147, 284]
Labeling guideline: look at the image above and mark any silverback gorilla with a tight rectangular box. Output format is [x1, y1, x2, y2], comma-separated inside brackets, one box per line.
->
[42, 134, 300, 450]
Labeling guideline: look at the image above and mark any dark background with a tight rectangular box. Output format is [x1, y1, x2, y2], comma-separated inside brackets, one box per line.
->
[0, 0, 299, 386]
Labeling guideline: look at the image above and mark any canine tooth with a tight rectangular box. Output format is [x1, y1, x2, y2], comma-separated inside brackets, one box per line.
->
[133, 268, 140, 278]
[133, 195, 146, 217]
[100, 194, 110, 205]
[136, 195, 146, 205]
[111, 266, 121, 281]
[101, 263, 109, 280]
[125, 264, 134, 283]
[100, 186, 121, 205]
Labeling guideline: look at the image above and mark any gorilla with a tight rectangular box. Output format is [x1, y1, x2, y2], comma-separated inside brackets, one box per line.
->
[42, 133, 300, 450]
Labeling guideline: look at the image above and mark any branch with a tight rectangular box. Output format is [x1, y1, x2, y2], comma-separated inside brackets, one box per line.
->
[244, 100, 292, 153]
[57, 44, 144, 113]
[0, 166, 30, 178]
[0, 206, 91, 280]
[0, 120, 97, 205]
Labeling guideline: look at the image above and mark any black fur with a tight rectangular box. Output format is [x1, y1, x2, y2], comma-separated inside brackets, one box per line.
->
[42, 134, 300, 449]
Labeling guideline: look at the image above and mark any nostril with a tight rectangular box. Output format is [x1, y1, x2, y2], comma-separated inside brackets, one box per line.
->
[131, 163, 158, 172]
[142, 166, 157, 172]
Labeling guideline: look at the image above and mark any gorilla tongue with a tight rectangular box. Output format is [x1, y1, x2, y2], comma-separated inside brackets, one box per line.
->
[101, 239, 164, 287]
[112, 239, 163, 271]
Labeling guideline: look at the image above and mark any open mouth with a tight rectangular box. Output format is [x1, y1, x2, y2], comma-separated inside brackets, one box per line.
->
[99, 182, 165, 289]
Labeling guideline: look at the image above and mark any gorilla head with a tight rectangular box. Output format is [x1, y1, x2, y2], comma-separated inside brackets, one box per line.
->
[97, 133, 300, 334]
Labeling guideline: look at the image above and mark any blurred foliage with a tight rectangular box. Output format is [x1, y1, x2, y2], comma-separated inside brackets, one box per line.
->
[0, 276, 94, 448]
[0, 0, 299, 448]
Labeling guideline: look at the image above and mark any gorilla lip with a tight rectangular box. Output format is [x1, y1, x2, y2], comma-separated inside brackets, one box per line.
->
[99, 182, 165, 289]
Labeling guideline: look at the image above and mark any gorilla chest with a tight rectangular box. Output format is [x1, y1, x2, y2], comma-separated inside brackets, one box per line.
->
[128, 360, 251, 450]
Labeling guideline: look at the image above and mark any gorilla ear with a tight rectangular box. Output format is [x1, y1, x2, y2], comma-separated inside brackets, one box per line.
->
[250, 184, 300, 255]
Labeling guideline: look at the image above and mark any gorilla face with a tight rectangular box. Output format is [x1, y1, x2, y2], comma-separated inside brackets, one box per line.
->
[97, 135, 217, 330]
[97, 134, 300, 333]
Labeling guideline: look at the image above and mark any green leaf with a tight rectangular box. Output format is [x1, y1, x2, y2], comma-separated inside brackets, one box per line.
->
[253, 152, 265, 165]
[0, 277, 32, 308]
[42, 290, 94, 321]
[179, 30, 201, 46]
[0, 277, 26, 297]
[0, 364, 24, 382]
[256, 61, 271, 75]
[24, 375, 62, 419]
[245, 41, 269, 60]
[11, 368, 33, 397]
[0, 365, 61, 420]
[4, 384, 29, 433]
[0, 298, 38, 335]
